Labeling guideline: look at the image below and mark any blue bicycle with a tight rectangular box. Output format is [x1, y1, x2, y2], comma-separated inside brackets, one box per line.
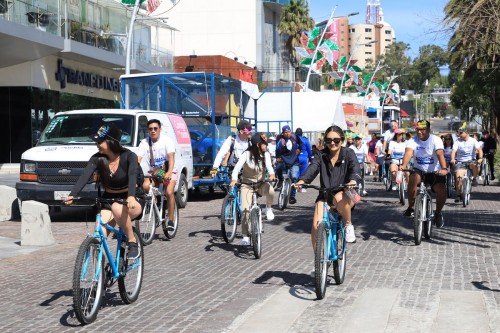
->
[301, 184, 348, 300]
[220, 185, 242, 243]
[72, 197, 144, 325]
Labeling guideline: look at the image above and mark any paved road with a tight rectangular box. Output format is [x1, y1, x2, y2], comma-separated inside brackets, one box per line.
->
[0, 179, 499, 332]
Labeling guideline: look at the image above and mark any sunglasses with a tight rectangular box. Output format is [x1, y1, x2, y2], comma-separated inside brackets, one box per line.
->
[148, 126, 159, 131]
[444, 138, 452, 140]
[415, 128, 427, 132]
[324, 137, 343, 145]
[242, 127, 252, 134]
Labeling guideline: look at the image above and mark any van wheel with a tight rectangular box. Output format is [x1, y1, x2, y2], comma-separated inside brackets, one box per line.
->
[175, 174, 188, 208]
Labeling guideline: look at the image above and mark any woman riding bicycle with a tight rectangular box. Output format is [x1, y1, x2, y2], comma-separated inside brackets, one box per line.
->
[387, 128, 406, 190]
[64, 124, 144, 259]
[229, 133, 276, 245]
[295, 125, 361, 248]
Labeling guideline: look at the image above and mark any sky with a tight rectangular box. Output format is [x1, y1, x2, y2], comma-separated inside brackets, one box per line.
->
[309, 0, 450, 60]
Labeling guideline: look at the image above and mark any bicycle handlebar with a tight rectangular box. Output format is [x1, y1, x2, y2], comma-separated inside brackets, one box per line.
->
[299, 184, 357, 192]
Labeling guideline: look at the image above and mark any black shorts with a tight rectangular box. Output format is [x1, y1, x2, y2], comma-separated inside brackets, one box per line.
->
[413, 169, 446, 192]
[315, 189, 342, 206]
[101, 191, 145, 211]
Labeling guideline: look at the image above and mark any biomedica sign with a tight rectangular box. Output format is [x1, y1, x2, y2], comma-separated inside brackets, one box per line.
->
[55, 59, 120, 92]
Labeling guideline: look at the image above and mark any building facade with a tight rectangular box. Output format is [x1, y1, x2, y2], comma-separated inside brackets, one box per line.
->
[0, 0, 176, 163]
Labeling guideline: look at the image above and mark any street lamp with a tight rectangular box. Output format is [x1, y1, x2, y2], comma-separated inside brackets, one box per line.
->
[303, 9, 359, 91]
[339, 39, 378, 94]
[359, 59, 387, 136]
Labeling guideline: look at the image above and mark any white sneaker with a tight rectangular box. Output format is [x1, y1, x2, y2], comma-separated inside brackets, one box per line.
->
[266, 208, 275, 221]
[392, 185, 397, 191]
[345, 224, 356, 243]
[240, 236, 250, 246]
[369, 172, 374, 176]
[362, 190, 368, 196]
[301, 188, 307, 193]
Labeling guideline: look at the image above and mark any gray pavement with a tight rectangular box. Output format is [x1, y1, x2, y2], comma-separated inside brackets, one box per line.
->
[0, 178, 499, 332]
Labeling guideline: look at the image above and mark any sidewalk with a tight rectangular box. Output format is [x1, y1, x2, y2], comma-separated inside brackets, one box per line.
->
[0, 163, 19, 175]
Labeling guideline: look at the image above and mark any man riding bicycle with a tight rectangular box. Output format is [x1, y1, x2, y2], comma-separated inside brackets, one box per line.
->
[400, 120, 448, 228]
[275, 125, 303, 205]
[450, 123, 483, 202]
[138, 119, 177, 228]
[212, 120, 252, 172]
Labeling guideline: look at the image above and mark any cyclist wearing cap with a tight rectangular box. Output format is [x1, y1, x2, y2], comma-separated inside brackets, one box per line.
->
[212, 120, 252, 172]
[450, 124, 483, 201]
[230, 133, 276, 245]
[137, 119, 177, 227]
[387, 128, 407, 190]
[64, 123, 144, 259]
[400, 120, 448, 228]
[275, 125, 303, 204]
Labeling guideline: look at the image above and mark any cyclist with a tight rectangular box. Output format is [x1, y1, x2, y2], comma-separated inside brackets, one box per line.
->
[137, 119, 177, 228]
[212, 120, 252, 172]
[382, 120, 399, 153]
[375, 135, 385, 182]
[400, 120, 448, 228]
[450, 124, 483, 202]
[295, 127, 312, 178]
[64, 124, 144, 259]
[387, 128, 406, 190]
[267, 136, 277, 166]
[229, 133, 276, 245]
[349, 133, 369, 195]
[367, 133, 379, 176]
[295, 125, 361, 246]
[482, 130, 496, 180]
[275, 125, 303, 205]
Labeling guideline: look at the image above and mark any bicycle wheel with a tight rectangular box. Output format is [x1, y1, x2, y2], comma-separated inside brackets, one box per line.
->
[314, 222, 329, 300]
[384, 176, 391, 192]
[332, 221, 346, 285]
[250, 208, 262, 259]
[162, 199, 179, 239]
[462, 177, 469, 207]
[220, 194, 238, 243]
[135, 197, 156, 246]
[72, 237, 104, 325]
[423, 196, 433, 239]
[398, 179, 405, 205]
[483, 162, 489, 186]
[413, 194, 424, 245]
[446, 173, 453, 198]
[278, 178, 291, 210]
[118, 230, 144, 304]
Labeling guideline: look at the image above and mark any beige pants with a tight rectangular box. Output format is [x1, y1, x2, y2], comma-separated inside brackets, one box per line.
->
[240, 183, 274, 235]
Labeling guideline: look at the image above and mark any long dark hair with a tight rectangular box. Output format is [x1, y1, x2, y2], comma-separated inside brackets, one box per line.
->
[96, 139, 127, 186]
[247, 133, 267, 171]
[322, 125, 345, 152]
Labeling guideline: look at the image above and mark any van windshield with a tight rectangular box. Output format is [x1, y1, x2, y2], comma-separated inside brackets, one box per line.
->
[38, 114, 134, 146]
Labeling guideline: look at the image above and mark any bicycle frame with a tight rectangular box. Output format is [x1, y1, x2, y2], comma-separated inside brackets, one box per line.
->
[229, 186, 243, 219]
[320, 203, 344, 261]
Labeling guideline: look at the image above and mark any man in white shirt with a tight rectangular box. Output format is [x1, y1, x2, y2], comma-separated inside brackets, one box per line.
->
[349, 134, 369, 195]
[382, 120, 399, 153]
[212, 120, 252, 171]
[400, 120, 448, 228]
[450, 124, 483, 200]
[137, 119, 177, 226]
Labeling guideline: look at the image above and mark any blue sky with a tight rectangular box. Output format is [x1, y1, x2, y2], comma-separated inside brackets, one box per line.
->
[309, 0, 450, 60]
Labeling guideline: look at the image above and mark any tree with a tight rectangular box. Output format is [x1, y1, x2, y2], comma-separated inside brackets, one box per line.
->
[409, 45, 449, 93]
[444, 0, 500, 134]
[278, 0, 315, 67]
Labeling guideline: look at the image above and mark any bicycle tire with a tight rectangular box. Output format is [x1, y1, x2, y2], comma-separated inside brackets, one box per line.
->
[423, 196, 433, 239]
[314, 222, 329, 300]
[72, 237, 104, 325]
[446, 173, 453, 198]
[278, 178, 291, 210]
[220, 194, 238, 243]
[250, 208, 261, 259]
[332, 221, 346, 285]
[135, 197, 156, 246]
[413, 194, 424, 245]
[398, 179, 405, 205]
[462, 177, 469, 207]
[385, 176, 392, 192]
[162, 199, 179, 239]
[483, 162, 489, 186]
[118, 230, 144, 304]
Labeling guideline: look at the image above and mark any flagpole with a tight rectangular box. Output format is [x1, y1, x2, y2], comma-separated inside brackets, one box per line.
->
[125, 0, 141, 109]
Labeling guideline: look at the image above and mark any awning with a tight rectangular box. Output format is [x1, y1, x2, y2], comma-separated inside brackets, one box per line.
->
[367, 107, 377, 113]
[401, 109, 410, 117]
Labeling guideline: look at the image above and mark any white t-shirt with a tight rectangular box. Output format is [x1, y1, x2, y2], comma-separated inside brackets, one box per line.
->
[453, 137, 481, 162]
[406, 134, 444, 173]
[138, 135, 176, 172]
[375, 140, 384, 157]
[388, 141, 407, 164]
[349, 144, 368, 163]
[383, 130, 395, 146]
[231, 150, 274, 182]
[213, 135, 250, 168]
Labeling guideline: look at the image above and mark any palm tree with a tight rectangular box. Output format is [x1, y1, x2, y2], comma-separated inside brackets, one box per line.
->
[278, 0, 315, 67]
[443, 0, 500, 134]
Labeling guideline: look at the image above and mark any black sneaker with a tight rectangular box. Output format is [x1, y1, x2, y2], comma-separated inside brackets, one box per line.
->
[127, 242, 140, 260]
[403, 207, 414, 217]
[289, 197, 297, 204]
[167, 220, 175, 230]
[454, 195, 461, 203]
[434, 211, 444, 228]
[491, 175, 495, 181]
[472, 178, 478, 186]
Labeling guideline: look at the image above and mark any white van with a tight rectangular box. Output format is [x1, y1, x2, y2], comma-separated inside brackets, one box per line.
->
[16, 109, 193, 208]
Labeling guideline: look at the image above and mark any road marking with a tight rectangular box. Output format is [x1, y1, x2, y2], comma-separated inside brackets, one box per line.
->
[342, 288, 399, 332]
[433, 290, 490, 332]
[225, 286, 315, 333]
